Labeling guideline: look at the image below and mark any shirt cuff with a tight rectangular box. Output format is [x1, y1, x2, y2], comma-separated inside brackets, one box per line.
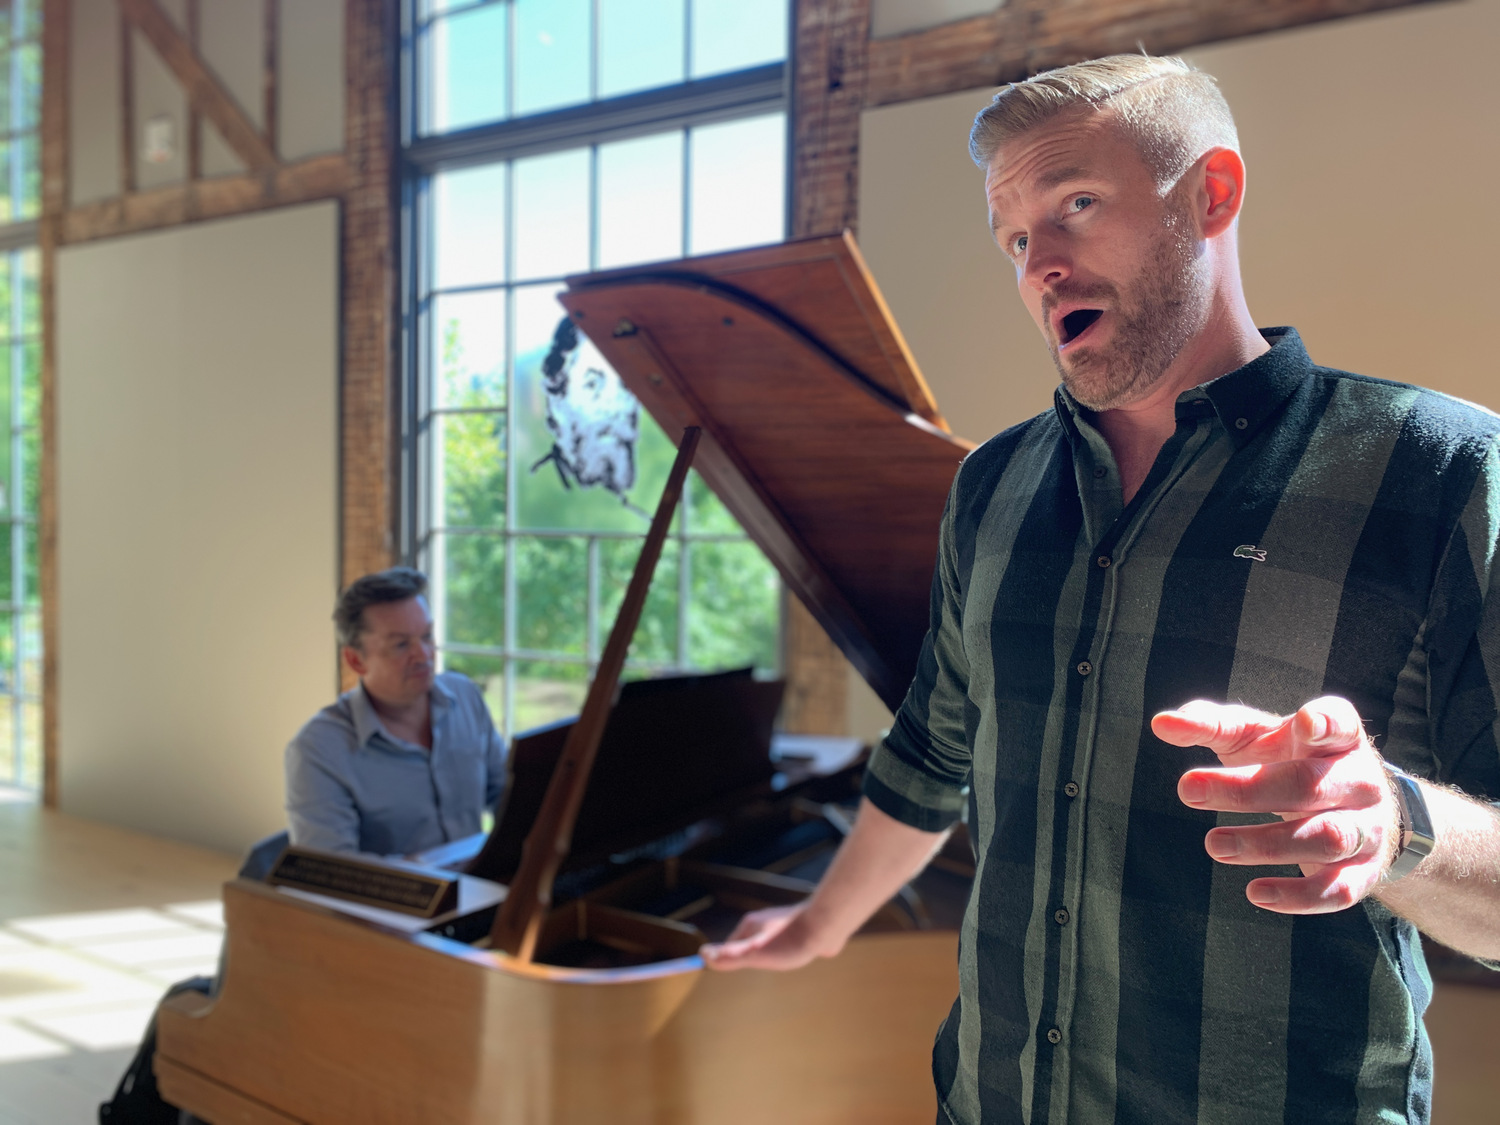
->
[862, 737, 967, 833]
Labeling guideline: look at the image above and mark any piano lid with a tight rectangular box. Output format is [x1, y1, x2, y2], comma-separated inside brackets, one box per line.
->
[559, 232, 976, 712]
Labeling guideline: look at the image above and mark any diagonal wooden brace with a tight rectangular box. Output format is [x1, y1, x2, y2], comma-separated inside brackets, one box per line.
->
[117, 0, 279, 173]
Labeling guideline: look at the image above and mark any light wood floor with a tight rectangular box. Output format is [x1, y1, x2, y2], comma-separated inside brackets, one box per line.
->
[0, 792, 236, 1124]
[0, 794, 1494, 1124]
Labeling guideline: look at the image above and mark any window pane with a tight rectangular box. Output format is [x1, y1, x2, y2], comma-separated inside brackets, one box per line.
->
[514, 0, 590, 118]
[440, 651, 505, 725]
[425, 5, 508, 134]
[597, 132, 683, 269]
[690, 0, 787, 79]
[19, 340, 37, 429]
[19, 608, 36, 694]
[689, 114, 785, 254]
[685, 470, 741, 536]
[516, 535, 587, 655]
[599, 538, 679, 667]
[20, 416, 35, 524]
[434, 164, 507, 289]
[442, 532, 506, 646]
[598, 0, 684, 99]
[513, 659, 587, 733]
[512, 148, 590, 281]
[0, 143, 13, 225]
[439, 411, 506, 528]
[21, 525, 34, 608]
[433, 291, 507, 408]
[15, 134, 35, 221]
[20, 699, 38, 789]
[16, 42, 39, 132]
[18, 249, 36, 336]
[688, 541, 778, 670]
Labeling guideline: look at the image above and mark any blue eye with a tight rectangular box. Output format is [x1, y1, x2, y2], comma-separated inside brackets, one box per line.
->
[1010, 234, 1028, 257]
[1069, 195, 1095, 213]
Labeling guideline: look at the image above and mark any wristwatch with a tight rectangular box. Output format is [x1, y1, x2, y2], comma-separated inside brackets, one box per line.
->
[1382, 762, 1437, 881]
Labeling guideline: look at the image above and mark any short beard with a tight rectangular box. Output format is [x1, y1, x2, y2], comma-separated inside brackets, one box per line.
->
[1049, 204, 1211, 412]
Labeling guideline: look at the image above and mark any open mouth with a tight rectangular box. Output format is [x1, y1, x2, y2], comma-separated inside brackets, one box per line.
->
[1059, 308, 1103, 346]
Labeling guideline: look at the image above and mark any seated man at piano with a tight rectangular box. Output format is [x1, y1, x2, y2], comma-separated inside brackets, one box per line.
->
[284, 566, 508, 858]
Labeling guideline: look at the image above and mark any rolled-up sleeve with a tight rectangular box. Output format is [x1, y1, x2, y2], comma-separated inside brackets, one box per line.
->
[863, 484, 974, 832]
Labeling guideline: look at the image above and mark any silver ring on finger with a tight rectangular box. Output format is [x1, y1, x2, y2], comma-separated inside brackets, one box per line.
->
[1351, 823, 1366, 859]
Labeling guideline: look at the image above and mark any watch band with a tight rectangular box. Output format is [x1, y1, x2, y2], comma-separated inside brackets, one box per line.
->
[1382, 762, 1436, 881]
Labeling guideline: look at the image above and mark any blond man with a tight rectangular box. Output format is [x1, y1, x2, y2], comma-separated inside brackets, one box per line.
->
[705, 55, 1500, 1125]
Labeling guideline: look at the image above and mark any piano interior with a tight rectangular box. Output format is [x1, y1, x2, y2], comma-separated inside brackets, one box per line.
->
[448, 668, 975, 969]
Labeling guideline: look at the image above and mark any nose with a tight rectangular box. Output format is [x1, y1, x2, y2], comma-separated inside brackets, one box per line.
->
[1020, 226, 1071, 293]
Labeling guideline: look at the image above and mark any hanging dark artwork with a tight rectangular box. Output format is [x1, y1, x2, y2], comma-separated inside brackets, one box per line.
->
[530, 315, 646, 516]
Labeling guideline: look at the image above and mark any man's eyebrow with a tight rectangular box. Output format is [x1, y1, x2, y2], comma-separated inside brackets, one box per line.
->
[988, 165, 1096, 233]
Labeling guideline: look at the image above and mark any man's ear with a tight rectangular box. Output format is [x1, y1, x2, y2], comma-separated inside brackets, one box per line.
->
[1197, 147, 1246, 238]
[343, 645, 367, 678]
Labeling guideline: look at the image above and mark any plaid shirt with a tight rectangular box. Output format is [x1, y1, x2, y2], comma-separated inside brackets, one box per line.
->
[865, 328, 1500, 1125]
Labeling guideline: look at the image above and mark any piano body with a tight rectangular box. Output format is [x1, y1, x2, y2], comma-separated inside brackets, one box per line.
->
[155, 233, 979, 1124]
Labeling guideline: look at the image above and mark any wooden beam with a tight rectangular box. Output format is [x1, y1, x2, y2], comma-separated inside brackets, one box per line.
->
[59, 153, 350, 244]
[781, 0, 872, 736]
[119, 9, 135, 194]
[339, 0, 400, 617]
[264, 0, 279, 157]
[864, 0, 1447, 108]
[186, 0, 201, 180]
[117, 0, 279, 173]
[789, 0, 870, 240]
[40, 0, 69, 808]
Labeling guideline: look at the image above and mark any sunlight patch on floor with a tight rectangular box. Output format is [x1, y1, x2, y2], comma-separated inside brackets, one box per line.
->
[0, 899, 224, 1105]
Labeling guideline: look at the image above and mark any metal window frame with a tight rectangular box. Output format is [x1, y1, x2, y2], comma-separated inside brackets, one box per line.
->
[0, 0, 42, 790]
[398, 0, 789, 738]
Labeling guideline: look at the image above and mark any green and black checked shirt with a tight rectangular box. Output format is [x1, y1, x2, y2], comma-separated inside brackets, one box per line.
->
[864, 328, 1500, 1125]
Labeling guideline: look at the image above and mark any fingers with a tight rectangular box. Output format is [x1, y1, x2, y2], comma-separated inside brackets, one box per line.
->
[1178, 753, 1386, 816]
[700, 905, 809, 972]
[1151, 700, 1284, 760]
[1242, 861, 1382, 915]
[1153, 696, 1368, 764]
[1204, 811, 1386, 867]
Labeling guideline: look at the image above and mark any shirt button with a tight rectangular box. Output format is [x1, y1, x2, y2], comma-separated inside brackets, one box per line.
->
[1054, 908, 1070, 925]
[1234, 417, 1249, 430]
[1063, 781, 1080, 798]
[1046, 1027, 1063, 1045]
[1076, 661, 1092, 676]
[1096, 555, 1111, 568]
[1092, 466, 1106, 479]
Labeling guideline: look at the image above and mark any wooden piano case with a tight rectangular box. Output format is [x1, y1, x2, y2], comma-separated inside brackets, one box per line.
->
[156, 233, 978, 1123]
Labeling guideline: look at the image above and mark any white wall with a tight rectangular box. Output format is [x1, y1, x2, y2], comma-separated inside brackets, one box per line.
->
[849, 0, 1500, 739]
[57, 202, 339, 855]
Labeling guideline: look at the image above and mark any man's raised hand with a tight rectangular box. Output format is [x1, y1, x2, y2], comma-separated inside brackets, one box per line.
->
[1151, 696, 1400, 914]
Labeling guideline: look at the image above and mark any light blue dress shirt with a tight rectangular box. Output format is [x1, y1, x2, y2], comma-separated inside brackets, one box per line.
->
[284, 672, 508, 857]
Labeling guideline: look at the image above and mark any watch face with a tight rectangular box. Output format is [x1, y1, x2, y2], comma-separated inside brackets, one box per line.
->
[1385, 768, 1436, 881]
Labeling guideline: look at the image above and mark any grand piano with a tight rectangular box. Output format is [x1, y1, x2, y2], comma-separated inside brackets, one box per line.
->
[154, 233, 979, 1124]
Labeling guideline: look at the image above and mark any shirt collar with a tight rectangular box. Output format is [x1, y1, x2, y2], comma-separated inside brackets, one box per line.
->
[349, 674, 454, 749]
[1052, 327, 1312, 451]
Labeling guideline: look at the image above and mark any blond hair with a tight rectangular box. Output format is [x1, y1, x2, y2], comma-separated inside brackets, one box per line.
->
[969, 54, 1239, 188]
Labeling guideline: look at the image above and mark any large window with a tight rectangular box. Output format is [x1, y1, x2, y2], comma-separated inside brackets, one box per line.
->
[0, 0, 40, 791]
[405, 0, 789, 737]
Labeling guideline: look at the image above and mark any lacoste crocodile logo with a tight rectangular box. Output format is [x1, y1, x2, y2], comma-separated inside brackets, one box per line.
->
[1233, 544, 1267, 562]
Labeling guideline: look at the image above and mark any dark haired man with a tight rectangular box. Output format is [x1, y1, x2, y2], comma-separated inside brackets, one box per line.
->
[284, 567, 508, 856]
[704, 54, 1500, 1125]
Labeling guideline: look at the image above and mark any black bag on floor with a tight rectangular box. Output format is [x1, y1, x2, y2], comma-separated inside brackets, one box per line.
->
[98, 975, 214, 1124]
